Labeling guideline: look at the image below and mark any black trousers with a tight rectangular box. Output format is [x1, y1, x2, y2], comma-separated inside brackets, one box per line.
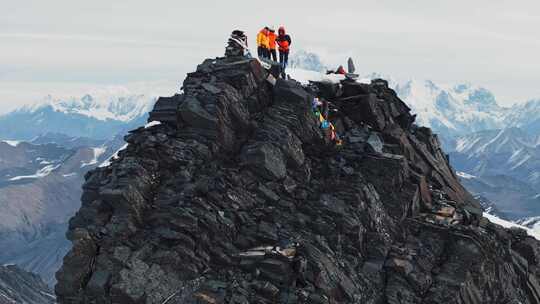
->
[279, 51, 289, 68]
[270, 49, 277, 61]
[258, 47, 270, 59]
[279, 51, 289, 78]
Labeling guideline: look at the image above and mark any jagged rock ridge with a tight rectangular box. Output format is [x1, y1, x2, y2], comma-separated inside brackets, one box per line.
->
[57, 54, 540, 303]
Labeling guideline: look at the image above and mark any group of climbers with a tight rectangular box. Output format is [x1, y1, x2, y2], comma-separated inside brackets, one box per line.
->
[256, 27, 276, 61]
[224, 28, 339, 146]
[312, 97, 342, 146]
[256, 26, 292, 77]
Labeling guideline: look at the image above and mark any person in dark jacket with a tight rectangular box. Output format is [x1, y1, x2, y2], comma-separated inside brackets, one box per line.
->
[276, 26, 292, 78]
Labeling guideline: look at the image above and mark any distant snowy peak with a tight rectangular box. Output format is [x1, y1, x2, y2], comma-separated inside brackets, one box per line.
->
[20, 92, 157, 122]
[288, 50, 326, 72]
[290, 66, 516, 137]
[357, 74, 540, 138]
[505, 99, 540, 133]
[289, 51, 540, 137]
[393, 79, 505, 136]
[0, 90, 159, 140]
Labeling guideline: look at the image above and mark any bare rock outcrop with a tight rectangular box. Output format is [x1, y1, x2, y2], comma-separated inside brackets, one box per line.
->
[56, 54, 540, 304]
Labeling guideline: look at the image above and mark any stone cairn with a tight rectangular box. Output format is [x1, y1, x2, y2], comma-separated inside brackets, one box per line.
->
[225, 30, 248, 58]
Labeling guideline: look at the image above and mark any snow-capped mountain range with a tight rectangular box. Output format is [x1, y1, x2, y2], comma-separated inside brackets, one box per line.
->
[393, 80, 540, 139]
[22, 92, 155, 122]
[394, 80, 505, 137]
[0, 92, 158, 140]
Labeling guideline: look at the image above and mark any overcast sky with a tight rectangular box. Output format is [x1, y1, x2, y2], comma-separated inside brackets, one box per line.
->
[2, 0, 540, 112]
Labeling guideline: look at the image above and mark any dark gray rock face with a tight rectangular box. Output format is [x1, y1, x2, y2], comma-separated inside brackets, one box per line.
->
[0, 264, 55, 304]
[56, 56, 540, 304]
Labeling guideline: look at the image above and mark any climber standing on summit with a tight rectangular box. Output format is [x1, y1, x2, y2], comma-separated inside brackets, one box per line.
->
[276, 26, 292, 78]
[268, 27, 277, 62]
[257, 27, 270, 59]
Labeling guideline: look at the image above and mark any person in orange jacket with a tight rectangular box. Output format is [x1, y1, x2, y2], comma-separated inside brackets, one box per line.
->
[276, 26, 292, 77]
[267, 27, 277, 61]
[256, 27, 270, 59]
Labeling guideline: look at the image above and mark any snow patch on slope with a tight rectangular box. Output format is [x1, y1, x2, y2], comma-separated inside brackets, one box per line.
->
[484, 213, 540, 240]
[144, 121, 161, 129]
[40, 291, 56, 299]
[455, 136, 482, 153]
[288, 68, 346, 84]
[8, 164, 61, 181]
[509, 152, 531, 170]
[99, 144, 128, 168]
[1, 140, 20, 147]
[80, 147, 107, 168]
[456, 171, 476, 179]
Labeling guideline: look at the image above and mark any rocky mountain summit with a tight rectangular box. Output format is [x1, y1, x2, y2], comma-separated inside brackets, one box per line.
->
[57, 49, 540, 303]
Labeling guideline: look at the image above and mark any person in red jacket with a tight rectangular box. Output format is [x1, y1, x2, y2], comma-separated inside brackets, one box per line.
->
[276, 26, 292, 77]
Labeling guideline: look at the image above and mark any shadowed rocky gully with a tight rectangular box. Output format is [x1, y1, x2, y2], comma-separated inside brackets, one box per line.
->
[56, 45, 540, 303]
